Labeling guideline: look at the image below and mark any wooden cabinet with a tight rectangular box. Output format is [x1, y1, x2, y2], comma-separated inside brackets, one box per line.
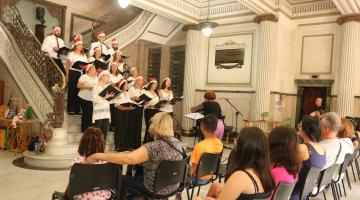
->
[0, 81, 4, 105]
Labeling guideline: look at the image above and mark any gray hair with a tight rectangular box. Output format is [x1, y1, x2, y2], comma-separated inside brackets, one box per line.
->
[320, 112, 341, 132]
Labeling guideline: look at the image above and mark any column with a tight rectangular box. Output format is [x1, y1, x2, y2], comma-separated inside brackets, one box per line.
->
[182, 25, 206, 132]
[336, 15, 360, 117]
[251, 14, 278, 120]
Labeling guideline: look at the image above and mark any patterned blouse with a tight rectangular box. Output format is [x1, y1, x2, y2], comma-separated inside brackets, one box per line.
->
[143, 137, 184, 195]
[71, 155, 112, 200]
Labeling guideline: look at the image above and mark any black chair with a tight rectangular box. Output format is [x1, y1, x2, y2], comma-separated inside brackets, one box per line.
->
[217, 148, 236, 183]
[186, 152, 222, 200]
[311, 164, 340, 200]
[141, 158, 188, 199]
[64, 163, 120, 200]
[332, 153, 353, 200]
[298, 167, 322, 200]
[271, 182, 296, 200]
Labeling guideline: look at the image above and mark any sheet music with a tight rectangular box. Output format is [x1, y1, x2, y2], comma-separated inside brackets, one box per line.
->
[185, 112, 204, 120]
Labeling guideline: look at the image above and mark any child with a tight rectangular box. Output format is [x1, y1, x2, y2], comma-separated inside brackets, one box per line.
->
[69, 127, 111, 200]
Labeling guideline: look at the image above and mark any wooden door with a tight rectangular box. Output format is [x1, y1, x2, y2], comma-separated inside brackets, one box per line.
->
[299, 87, 327, 121]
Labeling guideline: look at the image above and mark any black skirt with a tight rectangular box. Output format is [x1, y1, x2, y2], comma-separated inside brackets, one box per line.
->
[114, 108, 131, 151]
[128, 107, 143, 149]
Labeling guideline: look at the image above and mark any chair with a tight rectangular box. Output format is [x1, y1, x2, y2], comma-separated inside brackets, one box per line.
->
[186, 152, 222, 200]
[271, 182, 296, 200]
[298, 167, 322, 200]
[311, 164, 340, 200]
[66, 163, 121, 199]
[217, 148, 236, 183]
[142, 158, 188, 199]
[332, 154, 353, 200]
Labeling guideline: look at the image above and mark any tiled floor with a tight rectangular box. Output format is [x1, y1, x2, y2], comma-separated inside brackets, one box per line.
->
[1, 136, 360, 200]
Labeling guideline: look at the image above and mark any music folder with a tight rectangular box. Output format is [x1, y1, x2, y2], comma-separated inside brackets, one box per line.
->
[91, 60, 108, 70]
[169, 95, 184, 105]
[72, 61, 89, 71]
[57, 47, 72, 55]
[138, 93, 152, 102]
[98, 84, 121, 101]
[120, 100, 145, 108]
[154, 100, 168, 108]
[101, 54, 111, 61]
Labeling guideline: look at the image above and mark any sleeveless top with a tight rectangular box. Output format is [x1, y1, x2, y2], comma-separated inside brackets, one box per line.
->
[290, 143, 326, 200]
[237, 170, 271, 200]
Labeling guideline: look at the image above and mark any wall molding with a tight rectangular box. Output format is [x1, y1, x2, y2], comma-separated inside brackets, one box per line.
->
[195, 89, 255, 94]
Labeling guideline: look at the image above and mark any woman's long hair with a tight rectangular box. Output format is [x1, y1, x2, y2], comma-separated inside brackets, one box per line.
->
[226, 127, 275, 193]
[268, 126, 302, 178]
[160, 78, 172, 90]
[78, 127, 105, 158]
[144, 81, 159, 95]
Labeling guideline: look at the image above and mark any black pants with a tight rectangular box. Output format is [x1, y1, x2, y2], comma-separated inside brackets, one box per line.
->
[143, 109, 159, 144]
[114, 109, 131, 151]
[53, 58, 66, 75]
[130, 107, 143, 149]
[67, 70, 81, 113]
[119, 175, 146, 200]
[79, 98, 93, 132]
[94, 118, 109, 140]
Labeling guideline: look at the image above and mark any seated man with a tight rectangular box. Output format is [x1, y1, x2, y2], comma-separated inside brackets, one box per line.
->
[319, 112, 353, 170]
[190, 114, 223, 185]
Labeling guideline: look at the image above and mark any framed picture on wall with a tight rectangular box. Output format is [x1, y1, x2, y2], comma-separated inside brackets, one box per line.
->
[207, 32, 254, 85]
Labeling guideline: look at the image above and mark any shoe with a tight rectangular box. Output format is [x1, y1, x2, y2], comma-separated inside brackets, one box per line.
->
[68, 112, 75, 115]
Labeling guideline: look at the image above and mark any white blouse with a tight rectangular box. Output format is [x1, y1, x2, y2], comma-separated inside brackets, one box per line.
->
[113, 92, 132, 106]
[128, 86, 143, 98]
[159, 89, 174, 113]
[110, 74, 123, 85]
[78, 74, 98, 101]
[68, 52, 88, 69]
[92, 83, 111, 122]
[143, 90, 159, 109]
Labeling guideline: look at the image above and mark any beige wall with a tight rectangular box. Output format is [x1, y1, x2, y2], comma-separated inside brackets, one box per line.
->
[0, 62, 27, 106]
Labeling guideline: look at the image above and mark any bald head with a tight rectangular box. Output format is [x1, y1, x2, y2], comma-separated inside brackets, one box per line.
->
[315, 98, 322, 107]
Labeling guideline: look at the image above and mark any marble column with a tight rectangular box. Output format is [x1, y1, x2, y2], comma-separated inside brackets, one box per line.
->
[251, 14, 278, 120]
[182, 25, 206, 132]
[336, 15, 360, 117]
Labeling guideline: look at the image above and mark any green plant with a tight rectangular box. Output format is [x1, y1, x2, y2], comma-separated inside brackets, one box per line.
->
[24, 106, 34, 119]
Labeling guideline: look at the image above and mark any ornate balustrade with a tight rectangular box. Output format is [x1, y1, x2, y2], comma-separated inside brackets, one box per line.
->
[0, 3, 65, 128]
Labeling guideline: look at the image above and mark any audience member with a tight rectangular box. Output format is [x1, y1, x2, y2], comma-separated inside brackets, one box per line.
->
[291, 115, 326, 200]
[319, 112, 349, 169]
[268, 126, 302, 187]
[86, 112, 184, 200]
[190, 114, 223, 185]
[339, 118, 358, 149]
[196, 127, 275, 200]
[66, 127, 111, 200]
[191, 90, 224, 140]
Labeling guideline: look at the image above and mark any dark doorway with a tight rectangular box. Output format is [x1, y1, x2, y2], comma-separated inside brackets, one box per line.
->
[299, 87, 327, 121]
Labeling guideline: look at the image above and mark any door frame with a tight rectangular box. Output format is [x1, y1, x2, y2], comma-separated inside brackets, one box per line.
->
[295, 79, 334, 124]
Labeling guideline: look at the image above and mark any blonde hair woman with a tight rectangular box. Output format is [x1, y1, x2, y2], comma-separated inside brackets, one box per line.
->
[86, 112, 184, 200]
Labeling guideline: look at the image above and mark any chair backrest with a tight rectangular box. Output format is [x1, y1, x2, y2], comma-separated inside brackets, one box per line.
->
[300, 167, 322, 200]
[311, 164, 340, 196]
[68, 163, 119, 198]
[333, 153, 353, 182]
[153, 158, 188, 194]
[196, 152, 222, 178]
[271, 182, 296, 200]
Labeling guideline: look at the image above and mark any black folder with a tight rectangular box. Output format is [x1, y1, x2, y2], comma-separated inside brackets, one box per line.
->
[101, 54, 111, 61]
[72, 61, 89, 71]
[119, 102, 142, 108]
[98, 84, 121, 101]
[139, 93, 152, 102]
[154, 100, 168, 108]
[91, 60, 108, 71]
[169, 96, 184, 105]
[57, 47, 72, 55]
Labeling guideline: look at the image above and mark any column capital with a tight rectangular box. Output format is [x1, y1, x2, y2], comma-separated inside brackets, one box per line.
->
[253, 13, 278, 24]
[337, 14, 360, 25]
[182, 24, 200, 32]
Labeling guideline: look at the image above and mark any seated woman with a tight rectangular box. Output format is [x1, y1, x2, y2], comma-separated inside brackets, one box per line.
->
[196, 127, 275, 200]
[67, 127, 111, 200]
[268, 126, 302, 188]
[339, 118, 358, 149]
[86, 112, 184, 200]
[290, 115, 326, 200]
[191, 90, 224, 140]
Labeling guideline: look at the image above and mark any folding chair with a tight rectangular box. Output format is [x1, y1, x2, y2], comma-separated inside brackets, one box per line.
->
[311, 164, 340, 200]
[271, 182, 296, 200]
[186, 152, 222, 200]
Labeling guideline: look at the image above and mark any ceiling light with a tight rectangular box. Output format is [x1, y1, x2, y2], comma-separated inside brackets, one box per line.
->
[198, 0, 218, 37]
[117, 0, 130, 8]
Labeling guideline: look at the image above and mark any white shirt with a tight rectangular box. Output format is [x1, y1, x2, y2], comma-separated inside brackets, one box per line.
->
[128, 86, 143, 99]
[127, 76, 136, 87]
[88, 57, 104, 63]
[78, 74, 98, 101]
[113, 92, 132, 106]
[92, 83, 111, 122]
[68, 52, 88, 68]
[143, 90, 159, 109]
[89, 41, 108, 57]
[319, 138, 354, 169]
[110, 74, 123, 85]
[118, 62, 127, 73]
[41, 35, 64, 58]
[159, 89, 174, 113]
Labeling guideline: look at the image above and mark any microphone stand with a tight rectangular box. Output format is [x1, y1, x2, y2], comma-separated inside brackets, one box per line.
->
[225, 98, 244, 134]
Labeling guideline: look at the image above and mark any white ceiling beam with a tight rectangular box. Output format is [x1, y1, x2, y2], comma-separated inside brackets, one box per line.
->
[332, 0, 360, 14]
[237, 0, 277, 14]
